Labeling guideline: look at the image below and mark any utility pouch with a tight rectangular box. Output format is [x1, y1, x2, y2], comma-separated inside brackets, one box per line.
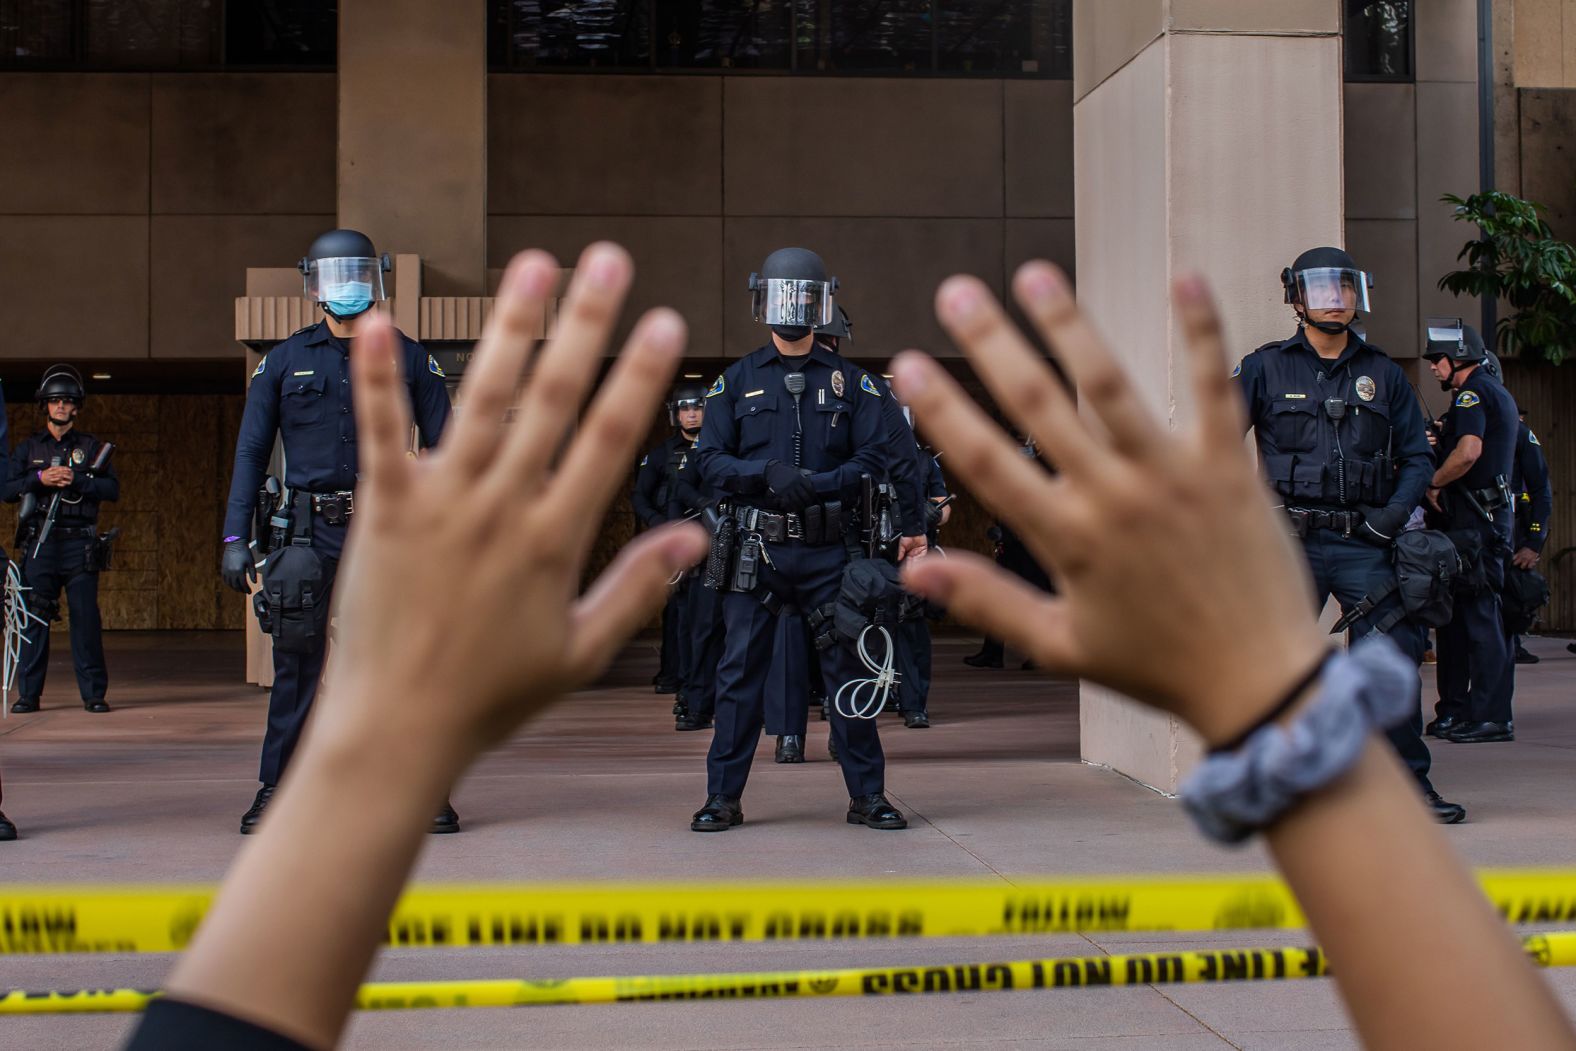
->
[256, 543, 329, 654]
[732, 533, 761, 594]
[703, 513, 736, 591]
[85, 528, 121, 572]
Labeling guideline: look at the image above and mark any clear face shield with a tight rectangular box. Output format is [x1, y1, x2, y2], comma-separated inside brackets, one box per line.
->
[300, 256, 390, 304]
[1292, 267, 1372, 313]
[751, 277, 836, 329]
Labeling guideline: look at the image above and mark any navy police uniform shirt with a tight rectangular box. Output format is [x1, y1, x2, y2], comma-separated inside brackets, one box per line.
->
[1512, 419, 1552, 552]
[4, 428, 120, 523]
[1234, 328, 1431, 514]
[633, 432, 692, 529]
[696, 343, 885, 505]
[1436, 366, 1517, 494]
[222, 320, 451, 540]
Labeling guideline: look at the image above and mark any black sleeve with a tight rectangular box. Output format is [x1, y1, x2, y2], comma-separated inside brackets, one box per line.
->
[124, 998, 316, 1051]
[631, 446, 666, 528]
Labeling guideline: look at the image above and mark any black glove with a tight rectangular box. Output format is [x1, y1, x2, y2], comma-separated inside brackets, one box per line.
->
[1356, 504, 1409, 548]
[763, 461, 817, 513]
[221, 539, 256, 594]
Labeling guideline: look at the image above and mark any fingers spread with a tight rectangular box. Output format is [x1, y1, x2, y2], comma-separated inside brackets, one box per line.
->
[541, 308, 687, 549]
[1012, 261, 1164, 462]
[443, 251, 559, 477]
[933, 274, 1102, 478]
[901, 551, 1077, 672]
[504, 242, 635, 484]
[891, 351, 1076, 562]
[1173, 274, 1249, 456]
[566, 523, 710, 682]
[349, 314, 413, 507]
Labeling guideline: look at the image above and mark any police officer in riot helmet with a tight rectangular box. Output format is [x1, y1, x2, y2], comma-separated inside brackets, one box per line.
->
[1422, 319, 1519, 743]
[635, 382, 707, 700]
[221, 229, 453, 835]
[5, 365, 119, 717]
[1233, 247, 1465, 823]
[691, 247, 907, 831]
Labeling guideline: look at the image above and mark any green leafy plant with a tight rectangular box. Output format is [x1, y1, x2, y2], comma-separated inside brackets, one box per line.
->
[1439, 191, 1576, 365]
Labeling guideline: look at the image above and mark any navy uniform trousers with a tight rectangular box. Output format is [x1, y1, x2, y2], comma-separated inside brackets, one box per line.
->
[708, 539, 884, 798]
[894, 616, 932, 715]
[258, 517, 344, 786]
[18, 527, 108, 702]
[1301, 529, 1433, 790]
[1436, 513, 1514, 725]
[676, 573, 724, 723]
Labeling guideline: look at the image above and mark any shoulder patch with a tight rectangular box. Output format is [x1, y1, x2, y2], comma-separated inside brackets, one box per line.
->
[860, 373, 883, 398]
[1530, 430, 1541, 446]
[428, 354, 446, 378]
[706, 375, 725, 398]
[639, 455, 648, 467]
[251, 356, 267, 379]
[1230, 360, 1242, 378]
[1455, 390, 1481, 409]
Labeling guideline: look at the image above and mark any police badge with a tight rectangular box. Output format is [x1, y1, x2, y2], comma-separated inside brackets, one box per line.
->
[830, 370, 845, 398]
[1355, 376, 1376, 402]
[70, 448, 86, 466]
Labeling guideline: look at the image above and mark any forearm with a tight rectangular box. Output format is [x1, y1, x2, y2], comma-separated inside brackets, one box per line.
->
[163, 697, 464, 1049]
[1431, 447, 1477, 489]
[1266, 742, 1574, 1051]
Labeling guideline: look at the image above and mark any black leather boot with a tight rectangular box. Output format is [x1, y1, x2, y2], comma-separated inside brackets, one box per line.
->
[431, 801, 461, 833]
[239, 784, 276, 835]
[0, 810, 16, 841]
[775, 735, 804, 763]
[690, 794, 742, 832]
[847, 793, 907, 830]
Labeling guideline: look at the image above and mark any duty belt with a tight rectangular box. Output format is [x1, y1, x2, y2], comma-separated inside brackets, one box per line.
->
[733, 501, 844, 546]
[1285, 506, 1361, 538]
[305, 490, 355, 526]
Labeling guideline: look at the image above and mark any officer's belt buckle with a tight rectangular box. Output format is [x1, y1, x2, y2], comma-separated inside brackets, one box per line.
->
[786, 514, 804, 540]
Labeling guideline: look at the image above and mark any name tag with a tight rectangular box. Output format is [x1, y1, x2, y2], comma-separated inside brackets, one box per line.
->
[745, 389, 765, 398]
[1282, 393, 1308, 400]
[293, 370, 315, 377]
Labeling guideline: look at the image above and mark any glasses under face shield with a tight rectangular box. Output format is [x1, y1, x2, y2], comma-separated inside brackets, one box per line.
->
[750, 276, 837, 329]
[299, 255, 391, 303]
[1290, 267, 1373, 313]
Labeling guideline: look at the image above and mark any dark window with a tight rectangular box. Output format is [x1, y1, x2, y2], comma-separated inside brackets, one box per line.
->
[1, 0, 336, 69]
[492, 0, 1071, 77]
[1344, 0, 1412, 81]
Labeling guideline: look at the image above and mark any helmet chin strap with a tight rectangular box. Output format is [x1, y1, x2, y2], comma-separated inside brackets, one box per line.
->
[1296, 307, 1354, 337]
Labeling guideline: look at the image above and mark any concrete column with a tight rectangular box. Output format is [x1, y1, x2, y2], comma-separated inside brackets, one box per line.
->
[338, 0, 487, 297]
[1072, 0, 1345, 792]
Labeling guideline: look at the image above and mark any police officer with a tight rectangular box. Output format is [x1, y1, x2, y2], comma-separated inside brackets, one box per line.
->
[0, 383, 14, 842]
[6, 366, 118, 715]
[1508, 405, 1552, 664]
[670, 412, 724, 733]
[221, 229, 452, 834]
[692, 247, 908, 831]
[1235, 247, 1464, 823]
[1422, 320, 1519, 743]
[634, 386, 704, 697]
[894, 438, 949, 726]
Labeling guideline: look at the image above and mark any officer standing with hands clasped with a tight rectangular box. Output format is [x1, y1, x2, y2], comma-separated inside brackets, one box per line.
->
[0, 379, 13, 841]
[221, 229, 452, 834]
[7, 365, 118, 717]
[1508, 404, 1552, 664]
[691, 247, 908, 832]
[634, 383, 706, 705]
[1422, 319, 1519, 743]
[1234, 247, 1464, 823]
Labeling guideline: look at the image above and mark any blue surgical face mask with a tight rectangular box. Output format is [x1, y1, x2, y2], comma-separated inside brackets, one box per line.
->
[323, 279, 374, 320]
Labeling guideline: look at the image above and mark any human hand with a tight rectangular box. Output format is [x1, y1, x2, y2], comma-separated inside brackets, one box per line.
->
[897, 535, 928, 562]
[763, 461, 816, 512]
[1426, 486, 1443, 512]
[220, 539, 256, 593]
[39, 466, 72, 487]
[317, 244, 708, 766]
[895, 263, 1326, 746]
[1512, 546, 1540, 570]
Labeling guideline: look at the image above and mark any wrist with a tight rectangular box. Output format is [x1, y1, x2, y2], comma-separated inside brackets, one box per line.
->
[1184, 630, 1330, 749]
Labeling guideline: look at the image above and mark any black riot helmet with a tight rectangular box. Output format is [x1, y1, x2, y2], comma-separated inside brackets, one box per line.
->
[816, 306, 853, 350]
[749, 247, 838, 343]
[1281, 246, 1373, 336]
[1423, 317, 1488, 389]
[668, 381, 707, 429]
[35, 364, 86, 405]
[298, 228, 391, 322]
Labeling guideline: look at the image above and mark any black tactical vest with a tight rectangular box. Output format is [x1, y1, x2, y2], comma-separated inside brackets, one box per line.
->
[1253, 342, 1398, 508]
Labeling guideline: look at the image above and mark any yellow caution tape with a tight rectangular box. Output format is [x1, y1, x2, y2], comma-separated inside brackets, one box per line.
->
[4, 870, 1576, 955]
[6, 933, 1576, 1015]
